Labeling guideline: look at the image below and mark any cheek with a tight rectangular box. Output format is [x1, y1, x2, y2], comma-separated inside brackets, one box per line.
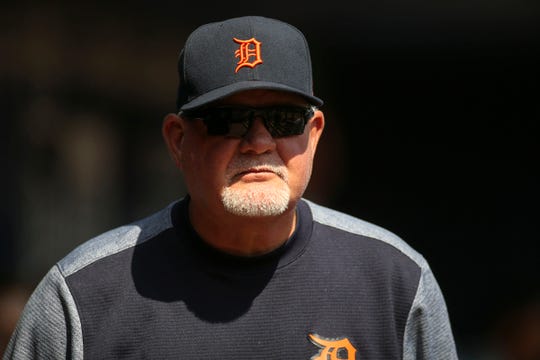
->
[277, 137, 315, 193]
[291, 151, 315, 183]
[181, 137, 236, 189]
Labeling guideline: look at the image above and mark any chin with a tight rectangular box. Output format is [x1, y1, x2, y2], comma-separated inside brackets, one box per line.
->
[221, 184, 291, 217]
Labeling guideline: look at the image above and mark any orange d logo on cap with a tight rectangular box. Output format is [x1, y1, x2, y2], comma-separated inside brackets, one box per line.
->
[234, 37, 263, 73]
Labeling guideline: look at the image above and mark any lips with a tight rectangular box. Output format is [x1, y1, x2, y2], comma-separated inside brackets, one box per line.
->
[238, 167, 276, 176]
[234, 167, 278, 181]
[225, 156, 288, 183]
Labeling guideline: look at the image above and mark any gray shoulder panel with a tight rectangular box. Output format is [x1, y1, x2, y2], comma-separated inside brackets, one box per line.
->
[4, 265, 83, 360]
[305, 199, 428, 269]
[403, 268, 459, 359]
[58, 200, 176, 278]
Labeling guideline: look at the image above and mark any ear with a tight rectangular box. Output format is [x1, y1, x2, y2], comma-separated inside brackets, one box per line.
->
[308, 109, 325, 153]
[162, 113, 185, 170]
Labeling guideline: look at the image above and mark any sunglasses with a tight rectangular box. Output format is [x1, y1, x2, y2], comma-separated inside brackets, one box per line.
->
[181, 106, 315, 138]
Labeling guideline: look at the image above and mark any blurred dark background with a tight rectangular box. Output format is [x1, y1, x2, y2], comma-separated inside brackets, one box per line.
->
[1, 1, 539, 358]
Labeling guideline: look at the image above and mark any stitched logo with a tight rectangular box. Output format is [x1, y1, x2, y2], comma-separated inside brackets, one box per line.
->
[308, 333, 357, 360]
[233, 37, 263, 73]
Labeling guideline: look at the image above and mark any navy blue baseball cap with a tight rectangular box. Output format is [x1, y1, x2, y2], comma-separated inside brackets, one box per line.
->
[176, 16, 323, 111]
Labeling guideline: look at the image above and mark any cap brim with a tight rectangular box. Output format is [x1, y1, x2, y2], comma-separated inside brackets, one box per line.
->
[179, 81, 323, 111]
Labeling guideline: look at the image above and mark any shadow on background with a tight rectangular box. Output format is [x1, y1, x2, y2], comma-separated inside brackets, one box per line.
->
[1, 1, 539, 358]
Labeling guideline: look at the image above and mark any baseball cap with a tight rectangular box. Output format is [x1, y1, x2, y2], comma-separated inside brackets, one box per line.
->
[176, 16, 323, 112]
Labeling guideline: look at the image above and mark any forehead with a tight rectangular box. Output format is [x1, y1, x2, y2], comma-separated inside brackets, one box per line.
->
[216, 89, 310, 107]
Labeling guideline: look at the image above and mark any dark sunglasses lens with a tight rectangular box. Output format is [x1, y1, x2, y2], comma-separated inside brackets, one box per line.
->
[204, 109, 250, 137]
[265, 109, 308, 137]
[200, 107, 312, 138]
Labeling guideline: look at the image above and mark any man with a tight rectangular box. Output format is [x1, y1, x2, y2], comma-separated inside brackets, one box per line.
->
[4, 16, 458, 359]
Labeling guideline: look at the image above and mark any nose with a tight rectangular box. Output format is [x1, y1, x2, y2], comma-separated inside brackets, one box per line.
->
[238, 117, 276, 154]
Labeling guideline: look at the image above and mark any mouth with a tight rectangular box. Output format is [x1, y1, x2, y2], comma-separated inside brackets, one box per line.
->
[237, 167, 274, 178]
[238, 167, 275, 175]
[233, 166, 286, 183]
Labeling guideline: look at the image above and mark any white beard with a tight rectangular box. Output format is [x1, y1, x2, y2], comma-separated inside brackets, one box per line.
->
[221, 155, 290, 217]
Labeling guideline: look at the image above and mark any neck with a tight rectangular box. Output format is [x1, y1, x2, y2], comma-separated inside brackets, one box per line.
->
[188, 201, 297, 257]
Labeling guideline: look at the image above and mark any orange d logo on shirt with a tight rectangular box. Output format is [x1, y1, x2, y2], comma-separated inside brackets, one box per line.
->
[233, 37, 263, 73]
[309, 333, 357, 360]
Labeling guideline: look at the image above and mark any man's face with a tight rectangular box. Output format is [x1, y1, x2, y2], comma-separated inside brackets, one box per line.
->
[166, 89, 324, 218]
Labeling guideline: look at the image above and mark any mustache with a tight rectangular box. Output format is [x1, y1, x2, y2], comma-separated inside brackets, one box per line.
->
[225, 155, 288, 182]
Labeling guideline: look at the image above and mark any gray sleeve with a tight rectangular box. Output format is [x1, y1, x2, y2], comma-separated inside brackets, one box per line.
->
[403, 266, 459, 360]
[3, 265, 83, 360]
